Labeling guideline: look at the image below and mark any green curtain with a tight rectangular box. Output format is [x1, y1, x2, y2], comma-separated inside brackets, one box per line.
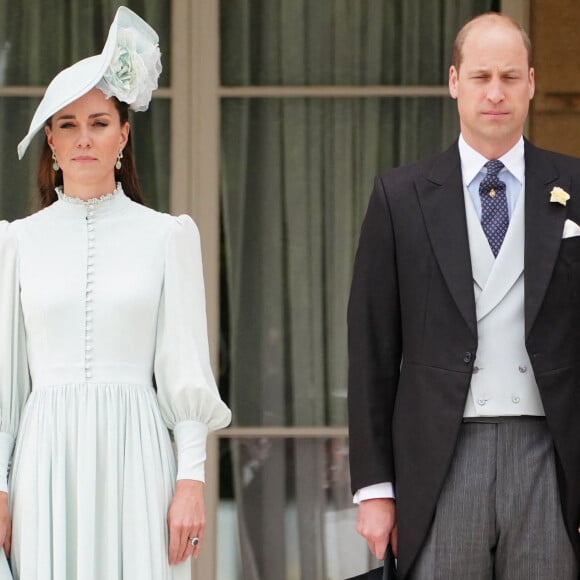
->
[220, 1, 492, 578]
[0, 0, 170, 221]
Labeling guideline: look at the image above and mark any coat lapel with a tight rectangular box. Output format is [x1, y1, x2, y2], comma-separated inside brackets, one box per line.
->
[416, 143, 477, 338]
[524, 140, 569, 337]
[463, 184, 494, 292]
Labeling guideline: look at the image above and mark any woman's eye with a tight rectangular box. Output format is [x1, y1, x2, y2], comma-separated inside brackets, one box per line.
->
[59, 123, 74, 129]
[94, 121, 109, 127]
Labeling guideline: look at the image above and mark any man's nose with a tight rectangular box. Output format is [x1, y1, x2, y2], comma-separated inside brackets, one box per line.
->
[486, 78, 505, 104]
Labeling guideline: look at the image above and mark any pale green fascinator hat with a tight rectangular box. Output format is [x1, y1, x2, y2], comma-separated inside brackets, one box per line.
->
[17, 6, 162, 159]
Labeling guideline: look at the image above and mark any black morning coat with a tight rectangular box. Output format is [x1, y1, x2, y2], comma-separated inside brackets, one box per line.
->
[348, 139, 580, 579]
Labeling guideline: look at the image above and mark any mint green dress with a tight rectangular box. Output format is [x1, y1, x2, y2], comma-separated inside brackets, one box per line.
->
[0, 187, 231, 580]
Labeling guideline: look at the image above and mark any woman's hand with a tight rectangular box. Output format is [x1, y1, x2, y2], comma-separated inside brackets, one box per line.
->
[167, 480, 205, 565]
[0, 492, 11, 557]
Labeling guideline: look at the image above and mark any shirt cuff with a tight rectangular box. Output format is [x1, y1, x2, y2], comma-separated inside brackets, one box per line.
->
[173, 420, 208, 482]
[0, 433, 15, 494]
[353, 482, 395, 504]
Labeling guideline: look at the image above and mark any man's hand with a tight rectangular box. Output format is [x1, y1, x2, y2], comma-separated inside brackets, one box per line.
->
[0, 492, 11, 557]
[356, 498, 397, 560]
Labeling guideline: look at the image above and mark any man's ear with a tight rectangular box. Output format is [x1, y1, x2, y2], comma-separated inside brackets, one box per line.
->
[528, 67, 535, 100]
[449, 66, 459, 99]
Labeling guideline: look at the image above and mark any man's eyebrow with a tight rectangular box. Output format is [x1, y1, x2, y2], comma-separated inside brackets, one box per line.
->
[466, 66, 524, 75]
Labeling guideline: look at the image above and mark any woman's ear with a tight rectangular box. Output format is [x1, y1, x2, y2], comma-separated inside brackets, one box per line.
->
[120, 122, 130, 150]
[44, 125, 54, 149]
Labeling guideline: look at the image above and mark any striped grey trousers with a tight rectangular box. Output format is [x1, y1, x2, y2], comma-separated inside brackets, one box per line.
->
[410, 418, 578, 580]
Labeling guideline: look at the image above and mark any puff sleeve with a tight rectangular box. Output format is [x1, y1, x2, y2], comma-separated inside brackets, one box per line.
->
[154, 215, 231, 482]
[0, 222, 31, 493]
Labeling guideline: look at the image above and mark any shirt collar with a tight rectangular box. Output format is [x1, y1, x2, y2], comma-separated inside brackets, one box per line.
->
[458, 135, 525, 187]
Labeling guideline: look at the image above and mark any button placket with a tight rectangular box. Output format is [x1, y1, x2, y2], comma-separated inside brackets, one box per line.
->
[84, 206, 96, 381]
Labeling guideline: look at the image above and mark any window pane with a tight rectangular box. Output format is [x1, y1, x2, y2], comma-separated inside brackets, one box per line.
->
[131, 98, 171, 212]
[0, 1, 171, 87]
[0, 97, 170, 221]
[220, 0, 493, 86]
[217, 436, 374, 580]
[0, 98, 40, 220]
[220, 96, 459, 427]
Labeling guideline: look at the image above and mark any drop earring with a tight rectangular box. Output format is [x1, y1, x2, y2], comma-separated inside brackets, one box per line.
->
[52, 151, 59, 171]
[115, 150, 123, 170]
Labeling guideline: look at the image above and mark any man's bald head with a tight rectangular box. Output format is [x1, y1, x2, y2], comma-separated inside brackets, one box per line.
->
[452, 13, 532, 72]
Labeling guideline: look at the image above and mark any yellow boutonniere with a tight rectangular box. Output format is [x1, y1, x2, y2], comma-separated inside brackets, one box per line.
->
[550, 186, 570, 206]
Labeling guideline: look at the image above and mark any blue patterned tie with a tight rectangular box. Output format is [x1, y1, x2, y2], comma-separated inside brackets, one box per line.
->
[479, 160, 508, 257]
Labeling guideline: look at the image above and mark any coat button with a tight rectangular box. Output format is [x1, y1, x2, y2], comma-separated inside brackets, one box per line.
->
[512, 395, 521, 404]
[463, 352, 472, 363]
[518, 365, 527, 373]
[477, 398, 486, 406]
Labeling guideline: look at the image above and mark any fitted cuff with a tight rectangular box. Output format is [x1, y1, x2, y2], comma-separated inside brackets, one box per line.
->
[353, 482, 395, 504]
[173, 420, 208, 482]
[0, 433, 15, 494]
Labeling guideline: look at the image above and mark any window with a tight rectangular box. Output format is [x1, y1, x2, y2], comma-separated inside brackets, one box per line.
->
[214, 2, 529, 578]
[0, 1, 530, 577]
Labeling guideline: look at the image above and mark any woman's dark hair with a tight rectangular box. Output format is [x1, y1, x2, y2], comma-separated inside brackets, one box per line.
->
[37, 96, 145, 208]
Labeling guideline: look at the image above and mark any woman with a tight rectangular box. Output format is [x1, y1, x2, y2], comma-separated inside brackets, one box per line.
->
[0, 7, 231, 579]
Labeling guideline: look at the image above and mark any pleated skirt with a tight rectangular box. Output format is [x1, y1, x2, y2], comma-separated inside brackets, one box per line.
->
[6, 382, 191, 580]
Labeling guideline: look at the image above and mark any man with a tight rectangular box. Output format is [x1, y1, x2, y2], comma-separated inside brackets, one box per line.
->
[348, 12, 580, 580]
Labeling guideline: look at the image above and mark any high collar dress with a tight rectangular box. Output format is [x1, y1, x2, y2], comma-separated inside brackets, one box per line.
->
[0, 186, 231, 580]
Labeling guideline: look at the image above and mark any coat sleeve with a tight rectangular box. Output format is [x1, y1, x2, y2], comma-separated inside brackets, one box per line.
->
[0, 222, 31, 493]
[154, 215, 231, 482]
[347, 176, 402, 494]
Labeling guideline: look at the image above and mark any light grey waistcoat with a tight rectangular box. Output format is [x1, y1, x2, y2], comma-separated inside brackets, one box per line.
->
[463, 184, 545, 417]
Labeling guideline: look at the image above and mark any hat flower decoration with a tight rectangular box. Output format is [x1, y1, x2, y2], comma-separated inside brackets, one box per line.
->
[17, 6, 162, 159]
[97, 26, 161, 112]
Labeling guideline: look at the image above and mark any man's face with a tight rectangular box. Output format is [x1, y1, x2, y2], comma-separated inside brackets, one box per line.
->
[448, 21, 534, 158]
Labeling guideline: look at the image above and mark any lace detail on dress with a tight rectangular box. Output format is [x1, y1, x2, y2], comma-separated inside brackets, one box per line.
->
[56, 183, 123, 205]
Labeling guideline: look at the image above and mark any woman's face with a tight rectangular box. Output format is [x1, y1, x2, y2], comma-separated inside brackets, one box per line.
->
[45, 88, 129, 197]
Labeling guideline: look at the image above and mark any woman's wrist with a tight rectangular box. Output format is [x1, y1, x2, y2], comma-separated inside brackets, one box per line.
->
[175, 479, 204, 493]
